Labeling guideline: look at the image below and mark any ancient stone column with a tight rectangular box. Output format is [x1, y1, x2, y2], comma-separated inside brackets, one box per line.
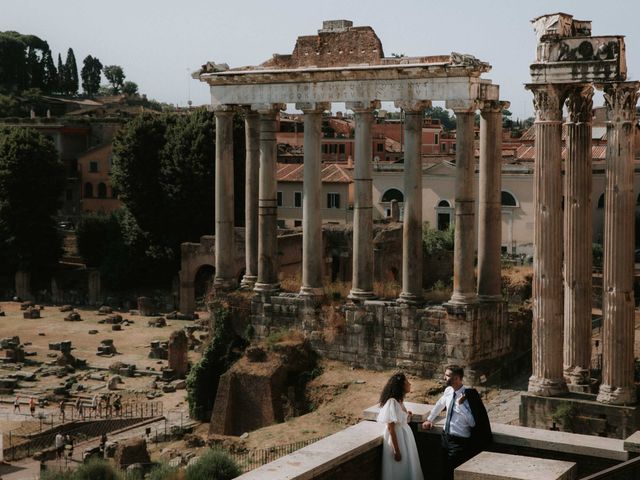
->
[348, 101, 380, 301]
[168, 330, 189, 379]
[597, 82, 639, 405]
[563, 85, 594, 387]
[450, 107, 478, 304]
[396, 101, 430, 304]
[478, 101, 508, 301]
[254, 104, 284, 294]
[213, 106, 236, 290]
[297, 102, 329, 298]
[241, 111, 260, 289]
[527, 84, 567, 396]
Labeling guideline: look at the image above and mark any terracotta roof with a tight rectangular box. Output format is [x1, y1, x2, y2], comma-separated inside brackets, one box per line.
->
[277, 162, 352, 183]
[516, 145, 607, 161]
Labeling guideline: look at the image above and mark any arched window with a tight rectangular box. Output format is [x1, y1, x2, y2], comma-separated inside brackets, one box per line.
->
[84, 182, 93, 198]
[501, 191, 517, 207]
[97, 183, 107, 198]
[438, 199, 451, 207]
[597, 193, 605, 209]
[435, 199, 453, 231]
[381, 188, 404, 203]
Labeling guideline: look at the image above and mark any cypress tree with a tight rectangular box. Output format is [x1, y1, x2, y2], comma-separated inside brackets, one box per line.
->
[56, 53, 65, 94]
[41, 49, 57, 93]
[64, 48, 78, 95]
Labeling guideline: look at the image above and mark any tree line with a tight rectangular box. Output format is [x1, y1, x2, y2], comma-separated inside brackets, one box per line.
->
[0, 30, 138, 100]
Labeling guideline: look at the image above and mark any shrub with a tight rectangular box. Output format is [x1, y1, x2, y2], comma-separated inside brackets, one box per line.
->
[148, 462, 182, 480]
[186, 302, 245, 420]
[41, 470, 75, 480]
[422, 222, 454, 256]
[185, 449, 240, 480]
[73, 459, 120, 480]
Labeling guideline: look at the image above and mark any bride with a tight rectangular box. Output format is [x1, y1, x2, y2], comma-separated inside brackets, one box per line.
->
[377, 372, 424, 480]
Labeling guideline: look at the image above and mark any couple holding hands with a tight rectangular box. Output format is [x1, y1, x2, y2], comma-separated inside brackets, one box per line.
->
[377, 365, 492, 480]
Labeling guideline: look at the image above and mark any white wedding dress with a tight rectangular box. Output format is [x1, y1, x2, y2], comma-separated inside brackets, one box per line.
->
[377, 398, 424, 480]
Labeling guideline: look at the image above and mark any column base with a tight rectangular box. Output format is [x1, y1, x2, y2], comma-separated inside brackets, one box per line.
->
[478, 294, 502, 303]
[448, 292, 478, 305]
[240, 275, 257, 290]
[397, 292, 422, 305]
[528, 375, 567, 397]
[253, 282, 280, 294]
[597, 384, 637, 405]
[564, 366, 591, 387]
[348, 289, 376, 302]
[299, 286, 324, 298]
[213, 277, 236, 291]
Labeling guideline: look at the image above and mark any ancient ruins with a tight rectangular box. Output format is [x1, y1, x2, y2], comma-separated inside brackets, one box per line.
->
[192, 20, 514, 381]
[523, 14, 637, 411]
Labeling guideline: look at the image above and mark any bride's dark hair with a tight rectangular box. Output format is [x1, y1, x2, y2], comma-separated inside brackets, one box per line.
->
[379, 372, 407, 407]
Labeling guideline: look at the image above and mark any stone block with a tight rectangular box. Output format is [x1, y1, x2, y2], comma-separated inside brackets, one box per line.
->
[455, 451, 576, 480]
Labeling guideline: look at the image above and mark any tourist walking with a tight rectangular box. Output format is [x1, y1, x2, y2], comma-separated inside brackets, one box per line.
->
[59, 400, 65, 421]
[75, 397, 83, 419]
[113, 394, 122, 417]
[13, 395, 20, 413]
[55, 432, 65, 460]
[422, 365, 492, 480]
[29, 397, 36, 417]
[377, 372, 424, 480]
[91, 394, 98, 416]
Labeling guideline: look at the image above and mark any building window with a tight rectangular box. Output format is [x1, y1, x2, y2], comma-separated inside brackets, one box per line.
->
[441, 143, 447, 152]
[501, 191, 518, 207]
[381, 188, 404, 203]
[434, 133, 439, 145]
[338, 144, 345, 154]
[294, 220, 302, 227]
[97, 183, 107, 199]
[327, 192, 340, 209]
[277, 191, 283, 207]
[376, 143, 384, 152]
[84, 182, 93, 198]
[89, 161, 98, 173]
[435, 199, 452, 231]
[294, 191, 302, 208]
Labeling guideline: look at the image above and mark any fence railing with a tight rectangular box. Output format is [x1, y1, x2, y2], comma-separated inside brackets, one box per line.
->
[3, 401, 163, 461]
[581, 456, 640, 480]
[226, 437, 324, 473]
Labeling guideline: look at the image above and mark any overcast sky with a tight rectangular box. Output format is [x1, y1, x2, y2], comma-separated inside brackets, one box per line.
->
[4, 0, 639, 119]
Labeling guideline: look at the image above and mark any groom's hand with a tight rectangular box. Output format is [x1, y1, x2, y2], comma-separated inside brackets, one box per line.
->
[422, 420, 433, 430]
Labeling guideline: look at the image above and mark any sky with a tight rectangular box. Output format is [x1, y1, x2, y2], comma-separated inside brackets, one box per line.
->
[4, 0, 640, 119]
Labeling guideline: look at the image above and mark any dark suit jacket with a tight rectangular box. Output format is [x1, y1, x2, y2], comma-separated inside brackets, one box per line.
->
[465, 388, 492, 454]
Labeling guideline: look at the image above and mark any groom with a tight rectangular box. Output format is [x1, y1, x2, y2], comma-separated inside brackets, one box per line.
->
[422, 365, 492, 480]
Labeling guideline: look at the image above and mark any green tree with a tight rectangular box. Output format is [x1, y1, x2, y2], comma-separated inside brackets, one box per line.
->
[0, 32, 28, 92]
[104, 65, 125, 94]
[110, 110, 245, 286]
[0, 127, 65, 274]
[425, 106, 456, 131]
[81, 55, 103, 97]
[56, 53, 65, 94]
[41, 48, 58, 93]
[122, 80, 138, 96]
[63, 47, 79, 95]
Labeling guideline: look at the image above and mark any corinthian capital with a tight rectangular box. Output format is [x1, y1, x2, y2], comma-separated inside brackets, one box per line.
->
[601, 82, 640, 123]
[527, 84, 567, 122]
[565, 85, 594, 124]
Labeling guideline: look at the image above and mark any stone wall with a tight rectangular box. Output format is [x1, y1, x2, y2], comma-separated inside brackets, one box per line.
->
[251, 294, 518, 382]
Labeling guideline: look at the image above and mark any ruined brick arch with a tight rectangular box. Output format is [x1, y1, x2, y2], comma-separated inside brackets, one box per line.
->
[194, 264, 215, 300]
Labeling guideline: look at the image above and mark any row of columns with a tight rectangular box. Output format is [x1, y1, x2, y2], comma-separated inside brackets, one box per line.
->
[212, 99, 507, 306]
[528, 81, 639, 405]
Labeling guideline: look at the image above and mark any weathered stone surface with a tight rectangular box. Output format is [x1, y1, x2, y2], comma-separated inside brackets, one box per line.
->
[113, 437, 150, 469]
[455, 451, 576, 480]
[168, 330, 189, 379]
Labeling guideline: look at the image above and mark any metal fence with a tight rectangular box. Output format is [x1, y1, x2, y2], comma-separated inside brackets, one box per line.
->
[3, 401, 163, 461]
[581, 456, 640, 480]
[227, 437, 324, 473]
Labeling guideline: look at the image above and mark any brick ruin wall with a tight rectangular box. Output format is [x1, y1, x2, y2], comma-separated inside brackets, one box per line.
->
[250, 295, 527, 382]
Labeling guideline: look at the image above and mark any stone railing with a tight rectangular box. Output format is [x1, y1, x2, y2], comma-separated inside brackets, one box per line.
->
[237, 401, 638, 479]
